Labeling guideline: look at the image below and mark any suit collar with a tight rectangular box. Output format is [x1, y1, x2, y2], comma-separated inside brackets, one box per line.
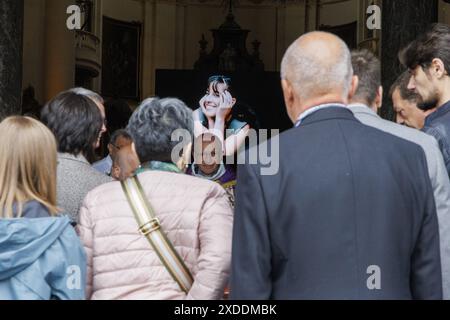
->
[58, 153, 89, 165]
[299, 105, 357, 126]
[348, 104, 380, 119]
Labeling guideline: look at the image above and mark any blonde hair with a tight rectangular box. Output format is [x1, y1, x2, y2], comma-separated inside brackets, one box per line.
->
[0, 116, 59, 218]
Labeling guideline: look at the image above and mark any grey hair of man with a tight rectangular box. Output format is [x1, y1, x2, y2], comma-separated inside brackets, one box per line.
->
[68, 87, 104, 105]
[126, 97, 194, 164]
[280, 31, 354, 102]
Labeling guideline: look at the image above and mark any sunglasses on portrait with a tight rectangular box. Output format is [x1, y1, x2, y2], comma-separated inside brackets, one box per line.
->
[208, 75, 231, 85]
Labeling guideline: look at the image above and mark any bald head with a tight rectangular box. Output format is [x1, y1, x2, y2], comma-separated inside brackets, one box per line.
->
[281, 32, 354, 121]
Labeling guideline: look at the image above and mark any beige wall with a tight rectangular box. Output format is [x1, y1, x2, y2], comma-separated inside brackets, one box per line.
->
[102, 0, 143, 21]
[23, 0, 46, 104]
[439, 0, 450, 25]
[43, 0, 76, 102]
[22, 0, 366, 102]
[319, 0, 358, 28]
[23, 0, 76, 104]
[100, 0, 308, 96]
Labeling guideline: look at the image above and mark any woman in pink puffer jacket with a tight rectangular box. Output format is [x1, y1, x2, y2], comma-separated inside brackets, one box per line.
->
[77, 97, 233, 300]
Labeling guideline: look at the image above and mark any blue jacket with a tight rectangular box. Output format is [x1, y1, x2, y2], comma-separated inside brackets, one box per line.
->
[423, 100, 450, 177]
[0, 206, 86, 300]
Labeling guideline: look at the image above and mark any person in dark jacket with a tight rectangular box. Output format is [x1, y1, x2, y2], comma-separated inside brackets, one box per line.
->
[0, 116, 86, 300]
[400, 23, 450, 177]
[230, 31, 442, 300]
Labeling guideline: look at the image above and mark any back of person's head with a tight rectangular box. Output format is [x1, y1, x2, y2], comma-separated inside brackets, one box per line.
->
[41, 90, 103, 160]
[108, 129, 134, 160]
[281, 31, 353, 104]
[109, 129, 133, 148]
[0, 116, 58, 218]
[400, 23, 450, 75]
[111, 145, 140, 181]
[68, 87, 104, 106]
[127, 97, 193, 164]
[389, 71, 421, 103]
[350, 49, 381, 106]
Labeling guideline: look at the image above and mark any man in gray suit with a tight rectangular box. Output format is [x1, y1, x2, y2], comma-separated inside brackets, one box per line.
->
[349, 49, 450, 298]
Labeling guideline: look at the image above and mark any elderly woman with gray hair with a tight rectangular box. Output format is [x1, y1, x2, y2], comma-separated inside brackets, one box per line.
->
[78, 97, 233, 300]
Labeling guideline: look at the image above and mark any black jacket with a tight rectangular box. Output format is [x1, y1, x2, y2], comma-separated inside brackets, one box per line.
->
[230, 107, 442, 300]
[423, 100, 450, 178]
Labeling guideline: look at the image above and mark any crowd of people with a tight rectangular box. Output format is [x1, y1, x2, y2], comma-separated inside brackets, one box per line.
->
[1, 23, 450, 300]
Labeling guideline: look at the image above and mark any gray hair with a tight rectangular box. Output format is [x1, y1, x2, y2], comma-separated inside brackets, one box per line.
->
[127, 97, 193, 163]
[280, 32, 353, 101]
[68, 87, 104, 105]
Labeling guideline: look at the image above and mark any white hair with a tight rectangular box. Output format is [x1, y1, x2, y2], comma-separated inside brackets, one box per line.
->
[68, 87, 104, 105]
[280, 33, 353, 101]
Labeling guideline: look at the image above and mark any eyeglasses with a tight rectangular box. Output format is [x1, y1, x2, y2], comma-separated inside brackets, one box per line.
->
[109, 142, 121, 150]
[208, 75, 231, 85]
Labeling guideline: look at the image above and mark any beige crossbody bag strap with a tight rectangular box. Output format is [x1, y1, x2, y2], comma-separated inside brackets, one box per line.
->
[121, 176, 194, 293]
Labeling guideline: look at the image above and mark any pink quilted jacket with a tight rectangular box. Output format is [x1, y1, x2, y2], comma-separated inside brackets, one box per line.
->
[77, 170, 233, 300]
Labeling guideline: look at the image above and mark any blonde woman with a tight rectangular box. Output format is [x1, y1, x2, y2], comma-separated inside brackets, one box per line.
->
[0, 116, 86, 300]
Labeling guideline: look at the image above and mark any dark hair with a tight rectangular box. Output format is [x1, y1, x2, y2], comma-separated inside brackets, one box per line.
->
[205, 75, 260, 129]
[400, 23, 450, 74]
[109, 129, 133, 147]
[207, 75, 233, 94]
[68, 87, 104, 105]
[127, 97, 193, 163]
[351, 49, 381, 106]
[389, 71, 420, 103]
[41, 91, 103, 160]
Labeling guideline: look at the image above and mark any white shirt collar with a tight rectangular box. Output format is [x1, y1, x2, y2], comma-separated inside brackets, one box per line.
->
[295, 103, 346, 127]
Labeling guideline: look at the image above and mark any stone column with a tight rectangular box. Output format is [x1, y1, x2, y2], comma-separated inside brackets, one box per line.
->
[0, 0, 24, 120]
[380, 0, 438, 120]
[44, 0, 76, 102]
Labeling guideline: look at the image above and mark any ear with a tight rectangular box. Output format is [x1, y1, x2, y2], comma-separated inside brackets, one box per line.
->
[231, 97, 237, 107]
[375, 86, 383, 109]
[107, 143, 114, 155]
[281, 79, 296, 122]
[348, 75, 359, 101]
[111, 165, 120, 180]
[431, 58, 446, 79]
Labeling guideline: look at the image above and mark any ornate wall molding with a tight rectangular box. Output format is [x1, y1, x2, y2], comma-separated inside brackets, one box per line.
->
[141, 0, 305, 8]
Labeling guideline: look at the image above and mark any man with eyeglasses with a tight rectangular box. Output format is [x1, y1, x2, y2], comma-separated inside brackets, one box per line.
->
[93, 129, 134, 176]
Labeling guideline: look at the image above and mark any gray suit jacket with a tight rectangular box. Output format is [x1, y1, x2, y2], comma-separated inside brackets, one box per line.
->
[57, 153, 112, 224]
[350, 104, 450, 299]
